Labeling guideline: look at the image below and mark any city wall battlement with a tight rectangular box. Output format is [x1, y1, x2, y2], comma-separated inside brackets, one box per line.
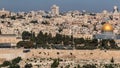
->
[0, 49, 120, 64]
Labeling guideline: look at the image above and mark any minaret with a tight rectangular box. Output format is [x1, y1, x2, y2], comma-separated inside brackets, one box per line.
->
[113, 6, 119, 13]
[113, 6, 119, 20]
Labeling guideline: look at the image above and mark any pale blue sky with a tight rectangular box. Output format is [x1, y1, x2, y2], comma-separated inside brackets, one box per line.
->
[0, 0, 120, 12]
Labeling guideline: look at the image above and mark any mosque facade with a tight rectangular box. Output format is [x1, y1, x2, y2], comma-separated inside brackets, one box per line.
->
[94, 23, 120, 39]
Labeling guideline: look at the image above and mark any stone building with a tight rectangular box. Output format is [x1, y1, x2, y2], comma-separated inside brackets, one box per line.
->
[0, 34, 22, 47]
[0, 8, 10, 17]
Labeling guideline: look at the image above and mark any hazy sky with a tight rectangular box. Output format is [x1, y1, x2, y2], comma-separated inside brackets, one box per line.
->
[0, 0, 120, 12]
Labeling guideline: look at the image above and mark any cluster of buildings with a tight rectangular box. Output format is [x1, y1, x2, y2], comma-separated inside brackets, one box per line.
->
[0, 5, 120, 46]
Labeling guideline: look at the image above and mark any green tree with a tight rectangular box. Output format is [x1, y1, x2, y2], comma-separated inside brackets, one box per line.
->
[17, 15, 24, 19]
[65, 65, 70, 68]
[54, 33, 62, 44]
[22, 31, 31, 41]
[47, 33, 53, 44]
[0, 57, 22, 68]
[83, 64, 96, 68]
[109, 39, 118, 49]
[36, 31, 50, 48]
[58, 28, 63, 32]
[17, 41, 24, 48]
[44, 33, 48, 44]
[36, 31, 44, 44]
[104, 64, 114, 68]
[12, 57, 22, 64]
[10, 16, 16, 20]
[63, 35, 71, 45]
[30, 32, 36, 42]
[9, 64, 20, 68]
[1, 14, 6, 19]
[0, 29, 2, 35]
[17, 41, 34, 48]
[74, 38, 84, 44]
[1, 61, 11, 67]
[77, 64, 80, 68]
[30, 20, 38, 24]
[100, 39, 110, 49]
[111, 57, 114, 63]
[24, 63, 32, 68]
[41, 20, 50, 25]
[51, 59, 59, 68]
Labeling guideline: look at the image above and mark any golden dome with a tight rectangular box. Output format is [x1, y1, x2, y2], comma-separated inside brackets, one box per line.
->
[102, 23, 114, 32]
